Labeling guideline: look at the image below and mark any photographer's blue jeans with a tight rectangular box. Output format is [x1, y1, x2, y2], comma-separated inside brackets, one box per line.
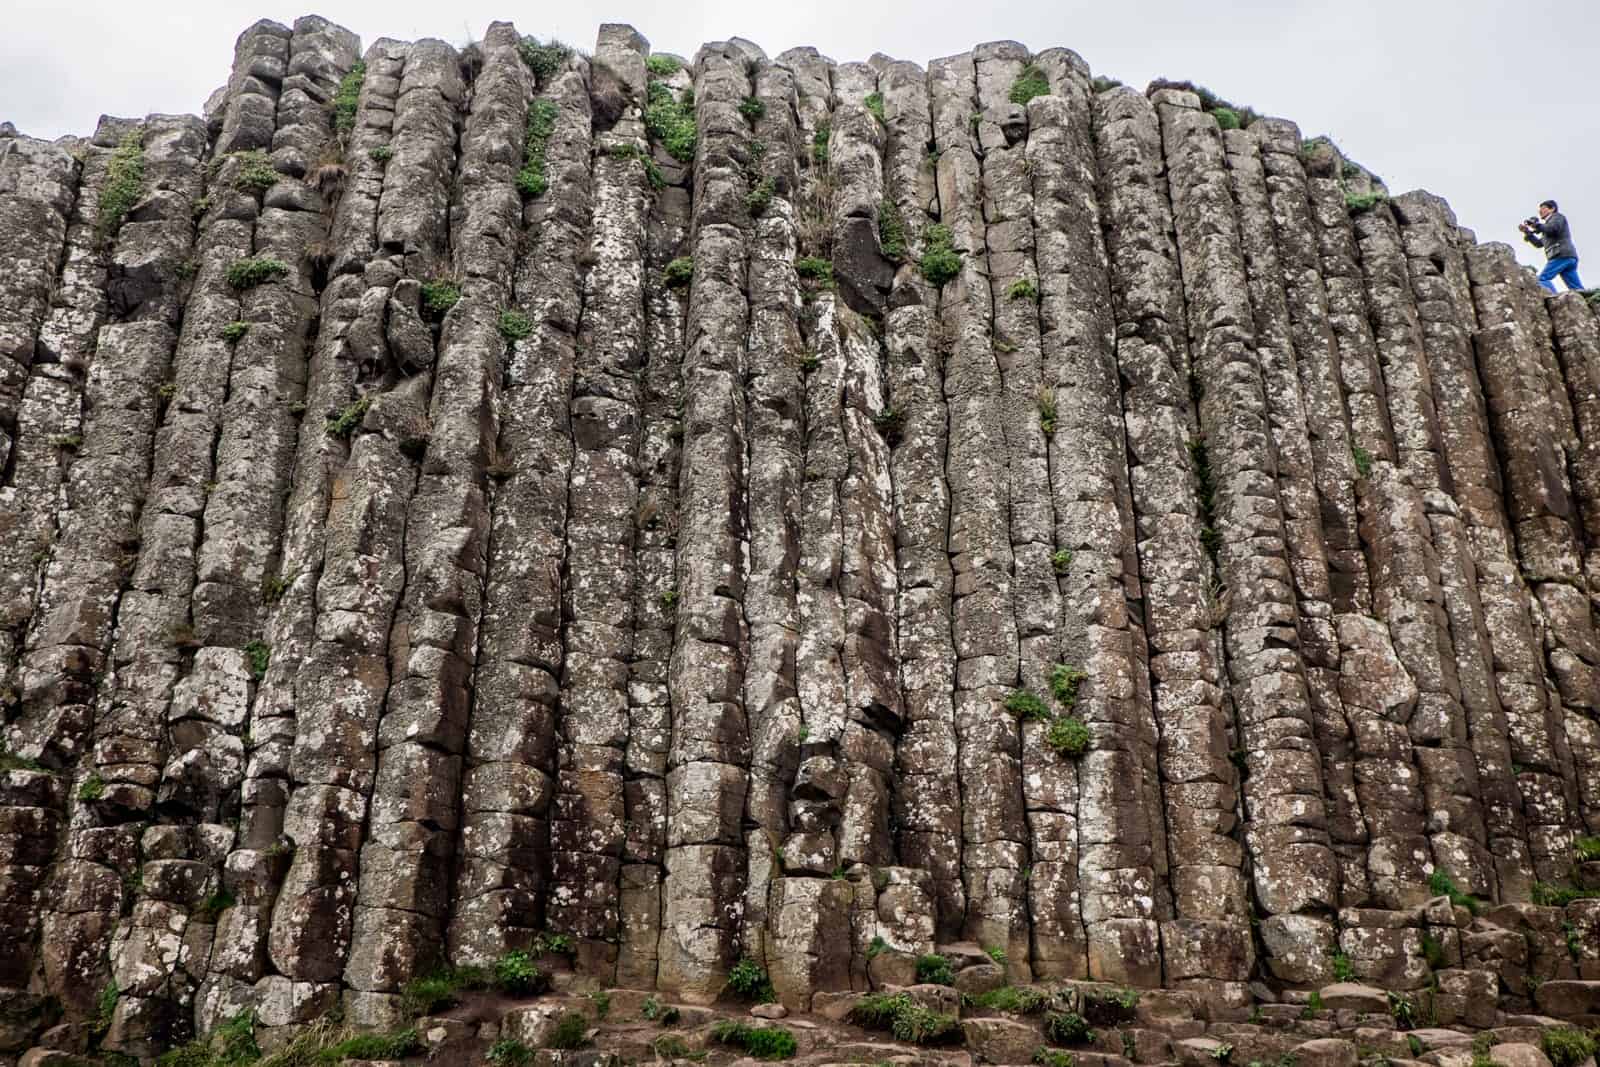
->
[1539, 256, 1584, 292]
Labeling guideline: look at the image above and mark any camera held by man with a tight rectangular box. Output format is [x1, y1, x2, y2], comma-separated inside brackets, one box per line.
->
[1520, 200, 1584, 293]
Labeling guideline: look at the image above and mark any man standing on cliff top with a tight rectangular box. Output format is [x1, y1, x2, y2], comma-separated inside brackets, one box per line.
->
[1520, 200, 1584, 292]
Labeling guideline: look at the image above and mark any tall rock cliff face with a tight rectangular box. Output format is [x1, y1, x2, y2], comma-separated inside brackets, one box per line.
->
[1, 14, 1598, 1058]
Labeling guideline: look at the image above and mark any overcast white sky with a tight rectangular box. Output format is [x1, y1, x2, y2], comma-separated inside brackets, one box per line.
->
[4, 0, 1594, 277]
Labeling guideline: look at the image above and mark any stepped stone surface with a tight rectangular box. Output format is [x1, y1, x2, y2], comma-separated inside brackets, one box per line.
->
[1, 15, 1599, 1064]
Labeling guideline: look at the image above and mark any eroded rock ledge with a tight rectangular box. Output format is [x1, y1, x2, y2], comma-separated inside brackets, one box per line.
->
[0, 15, 1597, 1063]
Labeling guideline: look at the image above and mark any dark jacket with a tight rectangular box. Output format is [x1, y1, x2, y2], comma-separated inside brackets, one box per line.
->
[1525, 211, 1578, 261]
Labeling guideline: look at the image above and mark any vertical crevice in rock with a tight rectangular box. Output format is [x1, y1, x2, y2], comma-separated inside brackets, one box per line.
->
[262, 35, 461, 1032]
[1254, 122, 1373, 925]
[451, 53, 592, 968]
[872, 52, 966, 947]
[655, 39, 756, 1002]
[1026, 53, 1166, 987]
[1545, 292, 1600, 834]
[927, 48, 1027, 966]
[12, 111, 208, 1056]
[343, 21, 521, 1020]
[735, 50, 811, 994]
[1094, 82, 1254, 992]
[546, 25, 650, 977]
[201, 35, 404, 1035]
[1390, 191, 1534, 899]
[616, 37, 690, 989]
[1154, 89, 1335, 1006]
[1467, 244, 1588, 881]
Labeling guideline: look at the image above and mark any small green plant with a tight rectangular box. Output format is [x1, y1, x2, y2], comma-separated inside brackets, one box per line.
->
[1329, 949, 1354, 981]
[646, 54, 682, 77]
[1034, 1050, 1074, 1067]
[1542, 1029, 1598, 1067]
[1036, 386, 1057, 436]
[158, 381, 177, 403]
[499, 309, 534, 341]
[645, 80, 697, 163]
[323, 1028, 422, 1061]
[518, 37, 572, 86]
[242, 639, 270, 680]
[663, 257, 695, 288]
[641, 995, 681, 1025]
[1574, 834, 1600, 862]
[1387, 989, 1415, 1031]
[0, 744, 46, 773]
[1212, 107, 1242, 131]
[1419, 931, 1445, 969]
[332, 60, 366, 135]
[1004, 689, 1050, 721]
[892, 1003, 960, 1046]
[493, 950, 546, 995]
[97, 130, 146, 242]
[812, 120, 831, 164]
[866, 935, 888, 959]
[1533, 880, 1600, 906]
[220, 322, 250, 343]
[157, 1008, 259, 1067]
[864, 93, 885, 123]
[516, 99, 559, 198]
[914, 952, 954, 986]
[78, 773, 106, 802]
[661, 588, 680, 610]
[726, 957, 776, 1002]
[326, 395, 370, 439]
[420, 277, 461, 321]
[545, 1012, 590, 1050]
[920, 223, 962, 286]
[712, 1021, 797, 1061]
[231, 149, 279, 194]
[878, 198, 907, 262]
[1345, 190, 1387, 215]
[1562, 920, 1581, 961]
[368, 144, 394, 164]
[1006, 278, 1040, 301]
[795, 256, 834, 284]
[53, 433, 83, 451]
[1009, 65, 1050, 105]
[1427, 868, 1478, 913]
[487, 1038, 534, 1066]
[1051, 548, 1072, 574]
[1351, 445, 1373, 478]
[1211, 1044, 1235, 1064]
[977, 986, 1048, 1014]
[1406, 1035, 1424, 1058]
[739, 97, 766, 123]
[1045, 716, 1090, 758]
[225, 257, 289, 290]
[1302, 990, 1323, 1018]
[1044, 1012, 1094, 1046]
[1049, 664, 1086, 708]
[985, 945, 1007, 965]
[746, 175, 776, 216]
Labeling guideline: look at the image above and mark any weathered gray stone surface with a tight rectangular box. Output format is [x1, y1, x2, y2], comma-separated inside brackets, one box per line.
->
[2, 17, 1599, 1060]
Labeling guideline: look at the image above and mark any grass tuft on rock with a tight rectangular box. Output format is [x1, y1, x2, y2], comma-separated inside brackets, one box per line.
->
[1009, 65, 1050, 105]
[878, 197, 907, 262]
[516, 99, 559, 198]
[332, 61, 365, 136]
[914, 952, 954, 986]
[1043, 1012, 1095, 1046]
[663, 257, 695, 289]
[864, 93, 885, 123]
[645, 54, 681, 77]
[920, 224, 962, 286]
[97, 130, 146, 243]
[977, 986, 1049, 1014]
[712, 1021, 797, 1060]
[498, 310, 534, 341]
[518, 37, 572, 86]
[225, 257, 289, 291]
[231, 149, 279, 193]
[645, 80, 697, 163]
[1004, 689, 1050, 722]
[420, 278, 461, 321]
[1542, 1029, 1597, 1067]
[725, 957, 776, 1002]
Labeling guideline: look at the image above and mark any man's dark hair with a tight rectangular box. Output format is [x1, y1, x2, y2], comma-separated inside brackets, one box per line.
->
[1541, 199, 1559, 211]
